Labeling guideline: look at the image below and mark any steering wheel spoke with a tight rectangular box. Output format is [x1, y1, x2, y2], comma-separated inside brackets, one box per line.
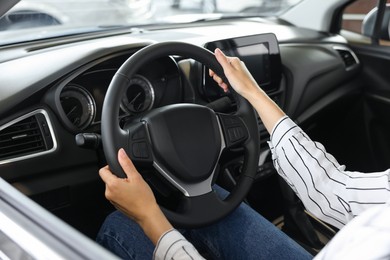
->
[163, 190, 226, 228]
[218, 113, 249, 149]
[124, 122, 154, 165]
[153, 160, 214, 197]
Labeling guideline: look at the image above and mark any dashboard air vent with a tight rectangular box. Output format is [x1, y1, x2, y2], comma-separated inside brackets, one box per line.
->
[0, 110, 56, 163]
[334, 46, 359, 71]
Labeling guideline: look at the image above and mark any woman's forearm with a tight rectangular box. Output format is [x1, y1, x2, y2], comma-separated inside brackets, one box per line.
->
[244, 86, 285, 134]
[139, 206, 173, 245]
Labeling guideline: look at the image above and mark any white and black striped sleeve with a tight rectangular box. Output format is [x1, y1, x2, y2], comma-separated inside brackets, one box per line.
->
[153, 229, 205, 260]
[268, 116, 390, 229]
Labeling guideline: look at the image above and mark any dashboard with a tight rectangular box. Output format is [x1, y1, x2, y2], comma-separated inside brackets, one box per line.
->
[0, 14, 367, 245]
[47, 32, 284, 135]
[0, 17, 360, 200]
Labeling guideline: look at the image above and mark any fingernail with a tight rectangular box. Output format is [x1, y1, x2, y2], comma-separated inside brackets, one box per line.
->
[118, 148, 126, 158]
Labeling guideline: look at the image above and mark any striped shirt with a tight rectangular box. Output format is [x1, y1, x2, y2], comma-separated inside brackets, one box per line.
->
[269, 116, 390, 229]
[154, 229, 205, 260]
[153, 115, 390, 259]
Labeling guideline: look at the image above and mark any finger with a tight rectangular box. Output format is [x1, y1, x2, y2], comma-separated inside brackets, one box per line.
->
[118, 148, 139, 179]
[212, 74, 228, 92]
[99, 165, 118, 184]
[214, 48, 231, 69]
[220, 82, 229, 92]
[209, 68, 215, 77]
[212, 74, 223, 85]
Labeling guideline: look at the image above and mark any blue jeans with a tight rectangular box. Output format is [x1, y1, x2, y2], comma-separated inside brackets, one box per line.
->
[96, 186, 313, 260]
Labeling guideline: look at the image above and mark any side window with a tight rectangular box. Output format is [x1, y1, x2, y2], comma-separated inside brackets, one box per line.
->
[342, 0, 377, 34]
[341, 0, 390, 45]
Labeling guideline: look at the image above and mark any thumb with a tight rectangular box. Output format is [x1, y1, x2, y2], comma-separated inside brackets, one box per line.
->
[99, 165, 118, 184]
[117, 148, 139, 179]
[214, 48, 231, 70]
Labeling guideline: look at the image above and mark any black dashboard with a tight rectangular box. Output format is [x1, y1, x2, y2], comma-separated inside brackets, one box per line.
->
[48, 32, 283, 135]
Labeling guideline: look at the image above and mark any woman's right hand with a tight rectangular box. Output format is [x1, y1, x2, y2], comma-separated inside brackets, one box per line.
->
[209, 48, 262, 100]
[210, 48, 286, 134]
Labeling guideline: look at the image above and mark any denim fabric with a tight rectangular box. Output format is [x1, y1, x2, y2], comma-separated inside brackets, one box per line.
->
[96, 185, 313, 260]
[97, 210, 155, 259]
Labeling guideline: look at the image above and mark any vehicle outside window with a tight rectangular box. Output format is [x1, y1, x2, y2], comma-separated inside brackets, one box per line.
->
[0, 0, 302, 45]
[171, 0, 301, 14]
[342, 0, 377, 34]
[0, 0, 153, 30]
[341, 0, 390, 44]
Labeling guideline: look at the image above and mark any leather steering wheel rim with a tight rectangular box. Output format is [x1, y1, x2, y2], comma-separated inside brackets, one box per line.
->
[101, 41, 260, 228]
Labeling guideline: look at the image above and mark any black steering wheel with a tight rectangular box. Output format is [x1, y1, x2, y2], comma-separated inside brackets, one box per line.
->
[101, 41, 260, 228]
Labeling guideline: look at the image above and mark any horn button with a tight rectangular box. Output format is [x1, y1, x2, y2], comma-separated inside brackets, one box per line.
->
[142, 104, 222, 183]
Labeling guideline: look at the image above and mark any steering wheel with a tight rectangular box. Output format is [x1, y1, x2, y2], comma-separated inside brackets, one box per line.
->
[101, 41, 260, 228]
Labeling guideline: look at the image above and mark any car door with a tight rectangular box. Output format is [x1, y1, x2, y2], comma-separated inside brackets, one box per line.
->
[0, 177, 119, 260]
[340, 0, 390, 172]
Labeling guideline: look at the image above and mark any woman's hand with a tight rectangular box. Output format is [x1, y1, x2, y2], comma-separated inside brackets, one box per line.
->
[99, 148, 172, 245]
[209, 48, 285, 134]
[209, 48, 261, 100]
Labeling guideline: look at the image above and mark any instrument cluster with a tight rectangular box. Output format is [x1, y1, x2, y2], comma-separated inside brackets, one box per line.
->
[53, 53, 182, 133]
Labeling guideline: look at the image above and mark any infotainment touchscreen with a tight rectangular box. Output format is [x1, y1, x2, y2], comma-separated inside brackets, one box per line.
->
[203, 33, 281, 101]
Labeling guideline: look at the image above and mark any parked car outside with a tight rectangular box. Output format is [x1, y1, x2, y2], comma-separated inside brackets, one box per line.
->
[171, 0, 301, 14]
[0, 0, 153, 30]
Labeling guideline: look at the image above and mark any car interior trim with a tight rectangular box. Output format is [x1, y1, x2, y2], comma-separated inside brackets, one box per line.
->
[0, 210, 63, 259]
[332, 45, 360, 70]
[0, 109, 58, 165]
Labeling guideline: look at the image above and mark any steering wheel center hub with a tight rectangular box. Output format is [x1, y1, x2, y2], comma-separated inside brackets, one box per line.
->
[143, 104, 223, 183]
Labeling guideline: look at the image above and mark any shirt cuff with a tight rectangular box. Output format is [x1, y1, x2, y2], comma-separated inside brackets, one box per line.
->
[153, 229, 187, 260]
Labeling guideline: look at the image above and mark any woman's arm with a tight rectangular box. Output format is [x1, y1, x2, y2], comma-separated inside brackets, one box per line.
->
[210, 48, 285, 133]
[270, 117, 390, 228]
[210, 48, 390, 228]
[99, 149, 204, 259]
[99, 148, 172, 245]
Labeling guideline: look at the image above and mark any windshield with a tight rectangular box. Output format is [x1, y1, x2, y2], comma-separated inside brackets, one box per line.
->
[0, 0, 302, 45]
